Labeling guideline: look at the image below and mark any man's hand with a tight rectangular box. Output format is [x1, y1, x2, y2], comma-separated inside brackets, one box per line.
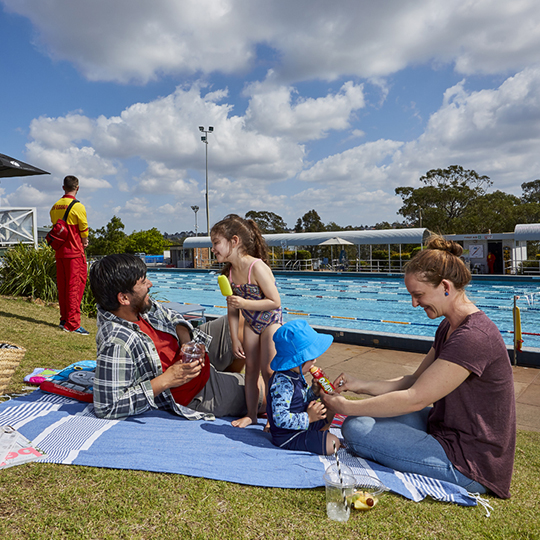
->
[307, 400, 327, 423]
[82, 238, 89, 248]
[151, 359, 202, 397]
[164, 359, 203, 389]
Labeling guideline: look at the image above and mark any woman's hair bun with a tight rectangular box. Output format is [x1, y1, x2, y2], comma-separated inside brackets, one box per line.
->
[426, 235, 463, 258]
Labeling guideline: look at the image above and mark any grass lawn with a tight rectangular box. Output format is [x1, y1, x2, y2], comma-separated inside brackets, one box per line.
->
[1, 296, 539, 540]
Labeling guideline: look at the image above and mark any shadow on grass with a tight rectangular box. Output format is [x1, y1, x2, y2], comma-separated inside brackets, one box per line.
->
[0, 309, 59, 329]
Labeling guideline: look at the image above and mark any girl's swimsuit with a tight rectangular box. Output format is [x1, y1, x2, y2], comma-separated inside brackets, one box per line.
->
[230, 259, 283, 335]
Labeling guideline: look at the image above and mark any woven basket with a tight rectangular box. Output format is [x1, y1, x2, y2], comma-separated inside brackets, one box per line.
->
[0, 342, 26, 394]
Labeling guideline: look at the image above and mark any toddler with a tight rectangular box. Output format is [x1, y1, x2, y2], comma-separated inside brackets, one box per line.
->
[266, 320, 340, 455]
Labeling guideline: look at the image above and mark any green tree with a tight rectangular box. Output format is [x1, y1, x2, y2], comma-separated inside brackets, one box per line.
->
[87, 216, 127, 256]
[521, 179, 540, 204]
[458, 191, 521, 233]
[295, 209, 325, 233]
[245, 211, 287, 233]
[325, 221, 343, 231]
[395, 165, 492, 234]
[125, 228, 169, 255]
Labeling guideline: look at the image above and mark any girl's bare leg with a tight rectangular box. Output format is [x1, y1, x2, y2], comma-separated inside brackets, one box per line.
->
[232, 326, 260, 428]
[259, 324, 279, 431]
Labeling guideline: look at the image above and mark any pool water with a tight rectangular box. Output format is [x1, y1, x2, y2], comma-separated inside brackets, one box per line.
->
[148, 270, 540, 349]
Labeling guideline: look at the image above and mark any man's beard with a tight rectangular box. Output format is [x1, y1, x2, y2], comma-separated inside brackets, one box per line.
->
[134, 294, 152, 315]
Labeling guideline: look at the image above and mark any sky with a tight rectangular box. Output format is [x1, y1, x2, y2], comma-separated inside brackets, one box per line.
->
[1, 1, 540, 236]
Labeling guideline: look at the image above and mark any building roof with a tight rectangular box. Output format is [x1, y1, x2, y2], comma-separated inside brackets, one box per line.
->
[514, 223, 540, 241]
[183, 228, 430, 248]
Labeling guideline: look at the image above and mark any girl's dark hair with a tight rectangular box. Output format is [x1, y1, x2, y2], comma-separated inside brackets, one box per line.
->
[89, 253, 147, 311]
[211, 214, 269, 275]
[404, 234, 471, 290]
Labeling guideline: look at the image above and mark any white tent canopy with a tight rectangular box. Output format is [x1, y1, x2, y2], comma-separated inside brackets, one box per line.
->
[183, 228, 429, 249]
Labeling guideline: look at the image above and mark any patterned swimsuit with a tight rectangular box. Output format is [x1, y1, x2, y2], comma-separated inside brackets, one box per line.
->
[230, 259, 283, 335]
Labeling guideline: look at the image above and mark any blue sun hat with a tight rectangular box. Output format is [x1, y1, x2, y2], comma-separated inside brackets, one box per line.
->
[271, 320, 333, 371]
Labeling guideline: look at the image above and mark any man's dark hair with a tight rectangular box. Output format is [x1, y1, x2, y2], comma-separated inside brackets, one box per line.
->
[89, 254, 147, 311]
[63, 175, 79, 191]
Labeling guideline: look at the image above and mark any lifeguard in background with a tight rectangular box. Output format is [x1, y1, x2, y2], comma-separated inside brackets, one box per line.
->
[487, 251, 496, 274]
[50, 175, 89, 335]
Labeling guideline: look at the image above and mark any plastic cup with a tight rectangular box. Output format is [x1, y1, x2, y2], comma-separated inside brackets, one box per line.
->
[181, 341, 205, 364]
[323, 463, 356, 522]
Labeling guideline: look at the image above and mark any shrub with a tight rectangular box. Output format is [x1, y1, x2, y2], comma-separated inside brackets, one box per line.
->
[0, 243, 57, 301]
[281, 249, 312, 260]
[372, 249, 388, 259]
[0, 242, 96, 316]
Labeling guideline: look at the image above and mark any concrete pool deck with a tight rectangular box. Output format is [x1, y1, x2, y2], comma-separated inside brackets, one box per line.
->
[202, 312, 540, 431]
[317, 341, 540, 433]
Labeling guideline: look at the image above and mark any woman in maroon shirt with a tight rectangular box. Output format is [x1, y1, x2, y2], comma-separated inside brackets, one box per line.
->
[323, 235, 516, 498]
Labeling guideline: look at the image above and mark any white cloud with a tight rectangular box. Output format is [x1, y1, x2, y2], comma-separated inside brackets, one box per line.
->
[4, 1, 540, 233]
[244, 77, 365, 140]
[398, 66, 540, 192]
[298, 140, 404, 185]
[23, 84, 306, 195]
[4, 0, 540, 84]
[5, 183, 51, 206]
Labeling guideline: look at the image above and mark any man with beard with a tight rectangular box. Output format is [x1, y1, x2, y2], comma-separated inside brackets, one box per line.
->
[89, 253, 263, 421]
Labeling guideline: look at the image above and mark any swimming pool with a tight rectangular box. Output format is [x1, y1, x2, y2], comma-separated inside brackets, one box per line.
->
[147, 270, 540, 349]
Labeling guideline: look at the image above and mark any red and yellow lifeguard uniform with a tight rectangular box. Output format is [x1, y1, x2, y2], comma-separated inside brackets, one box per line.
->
[50, 194, 89, 331]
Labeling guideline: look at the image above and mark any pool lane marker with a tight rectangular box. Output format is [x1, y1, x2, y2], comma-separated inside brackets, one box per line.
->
[162, 301, 439, 328]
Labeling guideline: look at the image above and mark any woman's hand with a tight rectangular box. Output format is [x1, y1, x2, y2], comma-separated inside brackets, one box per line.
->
[320, 392, 352, 415]
[332, 372, 363, 394]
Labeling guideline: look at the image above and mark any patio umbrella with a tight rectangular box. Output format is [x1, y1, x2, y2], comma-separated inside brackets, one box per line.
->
[318, 237, 354, 267]
[318, 237, 354, 246]
[0, 153, 50, 178]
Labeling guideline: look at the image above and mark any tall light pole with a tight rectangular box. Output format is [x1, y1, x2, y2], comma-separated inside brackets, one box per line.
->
[199, 126, 213, 236]
[191, 205, 199, 236]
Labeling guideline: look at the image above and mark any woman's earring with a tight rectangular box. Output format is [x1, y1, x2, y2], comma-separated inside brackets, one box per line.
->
[444, 291, 449, 296]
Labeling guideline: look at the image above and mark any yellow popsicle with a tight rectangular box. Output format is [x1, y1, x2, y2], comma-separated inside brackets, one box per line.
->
[218, 275, 233, 296]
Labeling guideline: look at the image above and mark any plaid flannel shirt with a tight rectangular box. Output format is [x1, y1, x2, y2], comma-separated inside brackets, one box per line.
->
[93, 300, 214, 421]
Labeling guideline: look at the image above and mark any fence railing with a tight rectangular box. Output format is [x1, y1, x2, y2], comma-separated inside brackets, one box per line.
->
[186, 255, 540, 275]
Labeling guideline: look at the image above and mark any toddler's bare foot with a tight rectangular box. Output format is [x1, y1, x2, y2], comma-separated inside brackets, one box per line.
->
[232, 416, 256, 428]
[263, 421, 270, 433]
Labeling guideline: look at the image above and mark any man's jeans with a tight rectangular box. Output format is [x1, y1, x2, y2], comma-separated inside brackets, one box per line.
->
[341, 408, 487, 493]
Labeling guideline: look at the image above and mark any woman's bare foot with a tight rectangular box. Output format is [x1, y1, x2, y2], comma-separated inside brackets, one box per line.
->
[232, 416, 256, 428]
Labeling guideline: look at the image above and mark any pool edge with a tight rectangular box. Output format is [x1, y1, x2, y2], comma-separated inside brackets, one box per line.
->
[203, 314, 540, 368]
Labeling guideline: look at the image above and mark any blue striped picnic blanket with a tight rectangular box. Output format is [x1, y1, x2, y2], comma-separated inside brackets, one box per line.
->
[0, 391, 477, 506]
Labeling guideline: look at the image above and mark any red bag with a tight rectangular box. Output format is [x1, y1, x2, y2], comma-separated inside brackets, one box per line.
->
[46, 199, 79, 250]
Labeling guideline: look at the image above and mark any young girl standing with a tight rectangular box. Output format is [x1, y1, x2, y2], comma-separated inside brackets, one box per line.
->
[211, 214, 282, 428]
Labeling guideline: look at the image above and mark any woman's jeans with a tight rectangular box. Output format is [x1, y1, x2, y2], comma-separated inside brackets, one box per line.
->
[341, 408, 487, 494]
